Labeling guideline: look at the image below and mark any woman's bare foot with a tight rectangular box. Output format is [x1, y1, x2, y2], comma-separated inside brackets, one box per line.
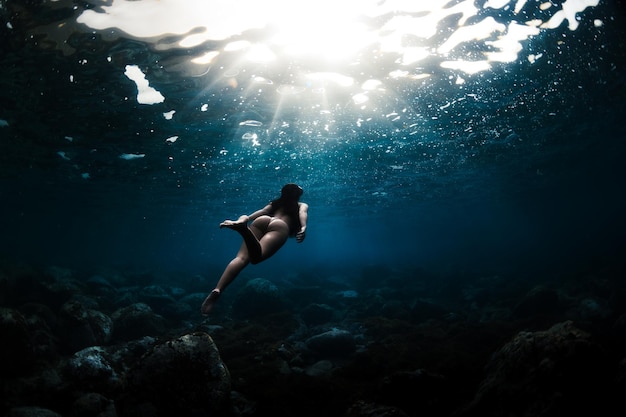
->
[201, 289, 221, 315]
[219, 219, 248, 231]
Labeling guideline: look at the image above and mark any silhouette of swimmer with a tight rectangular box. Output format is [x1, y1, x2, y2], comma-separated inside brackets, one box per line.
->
[201, 183, 308, 315]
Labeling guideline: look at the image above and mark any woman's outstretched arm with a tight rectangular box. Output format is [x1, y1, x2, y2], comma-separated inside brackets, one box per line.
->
[296, 203, 308, 243]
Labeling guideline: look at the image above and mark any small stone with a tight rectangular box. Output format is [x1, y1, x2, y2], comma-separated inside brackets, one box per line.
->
[71, 392, 117, 417]
[306, 328, 356, 357]
[300, 303, 334, 326]
[305, 360, 334, 377]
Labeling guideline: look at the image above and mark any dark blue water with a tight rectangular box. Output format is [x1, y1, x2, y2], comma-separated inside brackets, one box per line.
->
[1, 0, 625, 280]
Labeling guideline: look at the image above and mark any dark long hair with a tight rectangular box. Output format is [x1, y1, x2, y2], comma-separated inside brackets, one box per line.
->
[270, 183, 303, 236]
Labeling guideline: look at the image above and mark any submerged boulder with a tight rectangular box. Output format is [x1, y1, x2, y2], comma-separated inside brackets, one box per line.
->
[344, 401, 410, 417]
[378, 369, 448, 415]
[6, 407, 63, 417]
[70, 392, 117, 417]
[110, 303, 167, 342]
[512, 285, 561, 319]
[18, 266, 85, 309]
[300, 303, 335, 326]
[57, 301, 113, 353]
[306, 328, 356, 357]
[461, 320, 612, 416]
[122, 332, 231, 416]
[231, 278, 286, 318]
[65, 346, 120, 393]
[0, 307, 34, 376]
[138, 285, 177, 310]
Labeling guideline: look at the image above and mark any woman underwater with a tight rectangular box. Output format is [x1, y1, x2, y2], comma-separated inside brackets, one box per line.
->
[201, 183, 308, 315]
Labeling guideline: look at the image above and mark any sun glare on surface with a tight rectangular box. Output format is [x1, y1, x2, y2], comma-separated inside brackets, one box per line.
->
[77, 0, 602, 77]
[266, 0, 376, 63]
[72, 0, 604, 107]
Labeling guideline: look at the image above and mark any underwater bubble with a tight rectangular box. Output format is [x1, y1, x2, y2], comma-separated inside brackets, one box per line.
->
[277, 85, 305, 95]
[119, 153, 146, 160]
[239, 120, 263, 127]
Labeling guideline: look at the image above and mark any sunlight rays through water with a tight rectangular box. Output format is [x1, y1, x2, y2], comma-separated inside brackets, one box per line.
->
[6, 0, 607, 206]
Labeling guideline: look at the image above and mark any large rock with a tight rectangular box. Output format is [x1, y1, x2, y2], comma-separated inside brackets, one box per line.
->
[57, 301, 113, 353]
[300, 303, 335, 326]
[306, 328, 356, 357]
[512, 285, 561, 319]
[231, 278, 286, 318]
[70, 392, 117, 417]
[378, 369, 448, 415]
[110, 303, 167, 342]
[138, 284, 188, 318]
[344, 401, 410, 417]
[0, 307, 34, 376]
[6, 407, 63, 417]
[40, 267, 84, 308]
[121, 332, 231, 416]
[65, 346, 120, 394]
[461, 320, 612, 416]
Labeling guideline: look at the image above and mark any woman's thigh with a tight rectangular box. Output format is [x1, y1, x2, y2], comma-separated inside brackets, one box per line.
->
[259, 219, 289, 260]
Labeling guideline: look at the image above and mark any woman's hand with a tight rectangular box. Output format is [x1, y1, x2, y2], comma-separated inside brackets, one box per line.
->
[296, 227, 306, 243]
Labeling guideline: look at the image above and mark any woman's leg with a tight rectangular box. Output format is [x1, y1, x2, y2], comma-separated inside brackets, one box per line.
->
[202, 217, 289, 314]
[201, 241, 250, 314]
[221, 216, 289, 264]
[221, 219, 263, 262]
[214, 243, 250, 291]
